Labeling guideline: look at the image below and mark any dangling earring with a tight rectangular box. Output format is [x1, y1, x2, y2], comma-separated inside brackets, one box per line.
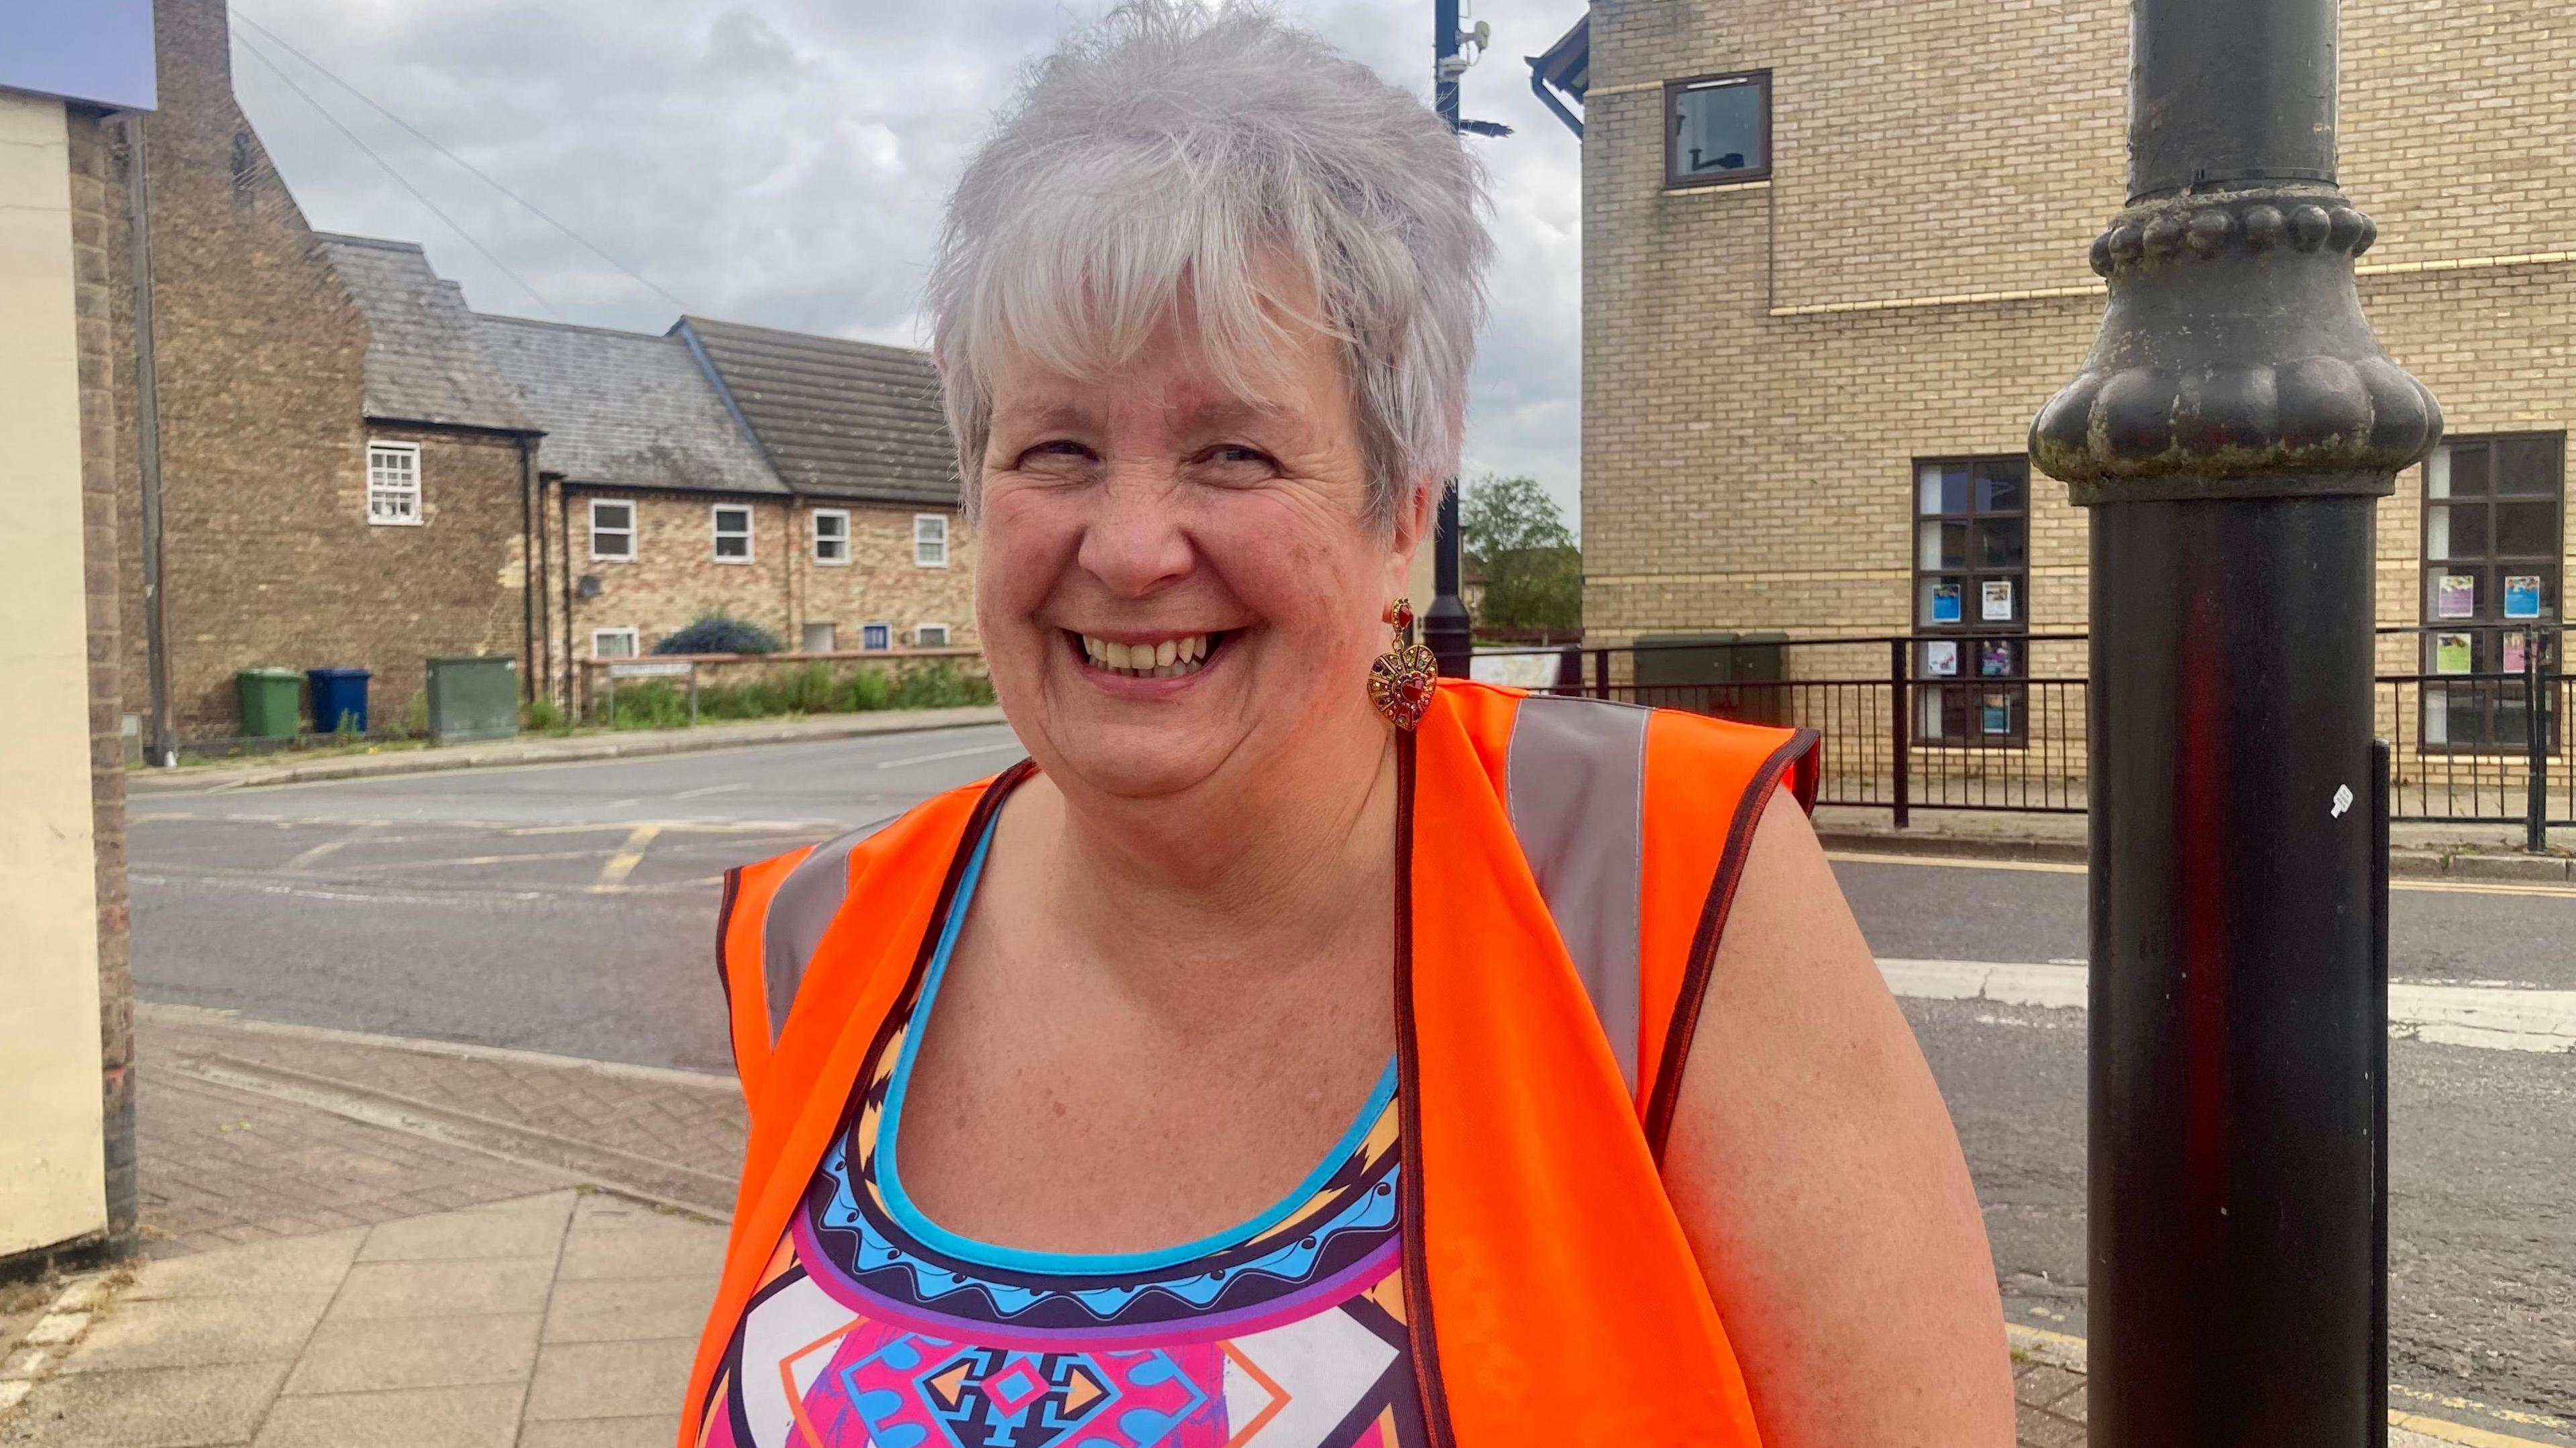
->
[1368, 598, 1439, 731]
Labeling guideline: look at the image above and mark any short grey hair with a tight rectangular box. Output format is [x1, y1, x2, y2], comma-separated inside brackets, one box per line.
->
[927, 0, 1492, 525]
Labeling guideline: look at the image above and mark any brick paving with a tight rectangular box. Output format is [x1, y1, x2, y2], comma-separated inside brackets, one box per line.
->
[2012, 1358, 2087, 1447]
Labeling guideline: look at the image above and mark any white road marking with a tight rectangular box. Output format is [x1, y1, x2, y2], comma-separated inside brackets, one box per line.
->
[672, 783, 744, 799]
[1884, 958, 2576, 1054]
[873, 741, 1025, 770]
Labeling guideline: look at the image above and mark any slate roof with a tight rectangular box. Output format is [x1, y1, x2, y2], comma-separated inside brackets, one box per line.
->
[315, 233, 535, 433]
[676, 317, 957, 507]
[472, 315, 787, 496]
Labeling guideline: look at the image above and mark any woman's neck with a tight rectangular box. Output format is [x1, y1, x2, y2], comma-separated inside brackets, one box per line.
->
[1006, 710, 1401, 1007]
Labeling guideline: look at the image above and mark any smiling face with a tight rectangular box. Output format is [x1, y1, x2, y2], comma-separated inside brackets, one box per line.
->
[973, 297, 1429, 807]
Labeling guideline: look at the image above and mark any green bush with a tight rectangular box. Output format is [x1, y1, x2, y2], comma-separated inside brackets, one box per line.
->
[653, 612, 784, 656]
[888, 660, 997, 710]
[840, 669, 892, 712]
[603, 680, 691, 730]
[523, 698, 568, 734]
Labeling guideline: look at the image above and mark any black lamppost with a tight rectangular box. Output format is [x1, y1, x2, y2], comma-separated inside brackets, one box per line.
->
[2029, 1, 2439, 1442]
[1424, 0, 1494, 677]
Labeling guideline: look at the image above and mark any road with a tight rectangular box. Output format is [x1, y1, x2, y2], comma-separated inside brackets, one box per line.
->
[128, 727, 2576, 1438]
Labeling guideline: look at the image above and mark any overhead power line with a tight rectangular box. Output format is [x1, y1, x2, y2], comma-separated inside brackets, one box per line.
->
[233, 11, 693, 315]
[233, 32, 564, 317]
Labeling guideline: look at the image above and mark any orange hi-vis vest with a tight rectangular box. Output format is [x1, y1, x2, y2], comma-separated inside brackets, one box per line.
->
[687, 681, 1819, 1447]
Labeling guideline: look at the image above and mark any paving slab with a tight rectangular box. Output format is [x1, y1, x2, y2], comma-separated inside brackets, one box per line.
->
[60, 1293, 331, 1374]
[0, 1362, 286, 1448]
[541, 1276, 720, 1346]
[279, 1313, 543, 1397]
[121, 1231, 364, 1302]
[523, 1339, 699, 1425]
[357, 1196, 574, 1265]
[553, 1205, 723, 1284]
[328, 1258, 557, 1322]
[250, 1382, 525, 1448]
[516, 1416, 683, 1448]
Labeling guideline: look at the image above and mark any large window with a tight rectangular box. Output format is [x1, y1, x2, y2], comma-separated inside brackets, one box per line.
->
[367, 441, 421, 525]
[812, 508, 850, 565]
[588, 499, 635, 561]
[1664, 72, 1770, 188]
[914, 513, 951, 569]
[1913, 457, 2029, 746]
[712, 505, 753, 562]
[2422, 434, 2563, 749]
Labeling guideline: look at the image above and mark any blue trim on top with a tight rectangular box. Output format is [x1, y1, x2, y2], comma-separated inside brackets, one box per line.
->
[875, 811, 1400, 1276]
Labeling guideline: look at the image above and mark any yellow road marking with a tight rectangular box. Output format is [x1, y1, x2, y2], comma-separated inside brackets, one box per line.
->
[1826, 850, 2576, 899]
[596, 824, 661, 887]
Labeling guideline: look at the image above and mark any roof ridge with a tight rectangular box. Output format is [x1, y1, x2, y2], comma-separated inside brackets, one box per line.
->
[681, 314, 932, 362]
[313, 231, 428, 254]
[474, 311, 678, 343]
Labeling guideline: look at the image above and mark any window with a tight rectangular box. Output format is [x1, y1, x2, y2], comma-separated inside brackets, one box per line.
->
[713, 505, 753, 562]
[914, 513, 950, 569]
[860, 622, 894, 651]
[588, 499, 635, 560]
[367, 441, 421, 525]
[591, 627, 639, 659]
[802, 622, 837, 653]
[2421, 435, 2563, 750]
[1912, 457, 2029, 746]
[914, 622, 952, 649]
[1664, 72, 1770, 188]
[812, 509, 851, 565]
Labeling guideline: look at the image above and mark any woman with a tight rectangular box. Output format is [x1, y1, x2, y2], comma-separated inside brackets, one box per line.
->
[684, 5, 2011, 1445]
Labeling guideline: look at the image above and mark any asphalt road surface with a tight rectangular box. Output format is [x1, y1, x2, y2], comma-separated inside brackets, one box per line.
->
[129, 726, 2576, 1437]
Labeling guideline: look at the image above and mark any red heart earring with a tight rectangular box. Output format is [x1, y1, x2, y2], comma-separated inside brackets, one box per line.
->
[1368, 598, 1439, 731]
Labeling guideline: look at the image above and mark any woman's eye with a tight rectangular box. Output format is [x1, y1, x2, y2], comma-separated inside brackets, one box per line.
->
[1205, 445, 1273, 467]
[1017, 440, 1093, 467]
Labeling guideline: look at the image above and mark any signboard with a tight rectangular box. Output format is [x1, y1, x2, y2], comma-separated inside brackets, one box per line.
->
[607, 659, 693, 679]
[2435, 633, 2473, 675]
[1929, 581, 1962, 624]
[2504, 575, 2544, 620]
[1981, 579, 2016, 622]
[2436, 574, 2477, 619]
[1468, 651, 1566, 689]
[1923, 641, 1959, 678]
[2, 0, 156, 111]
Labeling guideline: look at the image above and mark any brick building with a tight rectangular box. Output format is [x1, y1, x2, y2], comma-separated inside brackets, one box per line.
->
[1565, 0, 2575, 763]
[99, 0, 969, 741]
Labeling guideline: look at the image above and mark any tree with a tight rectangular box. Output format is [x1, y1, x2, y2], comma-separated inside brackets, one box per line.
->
[1459, 475, 1581, 631]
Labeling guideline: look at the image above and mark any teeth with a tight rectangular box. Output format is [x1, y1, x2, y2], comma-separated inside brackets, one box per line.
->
[1077, 632, 1215, 679]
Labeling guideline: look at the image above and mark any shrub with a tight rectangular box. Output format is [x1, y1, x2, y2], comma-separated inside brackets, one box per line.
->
[840, 669, 893, 712]
[523, 698, 568, 733]
[604, 680, 690, 730]
[888, 661, 998, 710]
[653, 612, 783, 657]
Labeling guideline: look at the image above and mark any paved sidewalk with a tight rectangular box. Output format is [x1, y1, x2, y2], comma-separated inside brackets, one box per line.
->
[0, 1190, 720, 1448]
[126, 706, 1007, 796]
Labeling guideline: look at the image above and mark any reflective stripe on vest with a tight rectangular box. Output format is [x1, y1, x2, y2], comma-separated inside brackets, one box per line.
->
[740, 693, 1743, 1087]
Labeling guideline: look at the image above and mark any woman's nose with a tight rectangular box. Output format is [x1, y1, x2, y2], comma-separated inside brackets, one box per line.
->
[1076, 468, 1194, 597]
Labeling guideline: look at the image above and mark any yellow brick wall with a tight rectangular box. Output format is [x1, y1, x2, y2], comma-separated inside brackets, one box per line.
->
[1584, 0, 2576, 663]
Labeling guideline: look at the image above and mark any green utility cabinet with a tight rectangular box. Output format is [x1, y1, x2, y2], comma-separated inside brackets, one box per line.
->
[1633, 632, 1790, 725]
[235, 668, 303, 738]
[425, 656, 521, 745]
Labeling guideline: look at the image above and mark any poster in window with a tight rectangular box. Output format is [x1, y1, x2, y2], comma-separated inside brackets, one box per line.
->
[2436, 632, 2474, 674]
[2504, 575, 2544, 620]
[2437, 573, 2477, 619]
[1924, 641, 1960, 678]
[2504, 632, 2530, 675]
[1981, 579, 2015, 622]
[1980, 694, 2012, 735]
[1930, 581, 1962, 625]
[1978, 640, 2014, 677]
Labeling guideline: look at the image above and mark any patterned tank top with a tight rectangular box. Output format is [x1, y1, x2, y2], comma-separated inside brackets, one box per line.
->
[693, 820, 1428, 1448]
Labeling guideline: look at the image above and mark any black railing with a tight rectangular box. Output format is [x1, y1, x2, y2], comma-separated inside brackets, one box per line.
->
[1474, 624, 2571, 842]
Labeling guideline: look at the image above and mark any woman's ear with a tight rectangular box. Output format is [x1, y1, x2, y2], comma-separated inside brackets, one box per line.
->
[1384, 476, 1438, 597]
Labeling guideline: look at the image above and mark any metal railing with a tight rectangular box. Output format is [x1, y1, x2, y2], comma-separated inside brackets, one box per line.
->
[1475, 626, 2571, 842]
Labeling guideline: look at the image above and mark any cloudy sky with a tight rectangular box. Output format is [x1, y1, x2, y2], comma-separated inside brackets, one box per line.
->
[225, 0, 1590, 528]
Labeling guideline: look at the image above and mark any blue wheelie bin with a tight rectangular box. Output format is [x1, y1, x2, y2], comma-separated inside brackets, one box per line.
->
[307, 667, 372, 734]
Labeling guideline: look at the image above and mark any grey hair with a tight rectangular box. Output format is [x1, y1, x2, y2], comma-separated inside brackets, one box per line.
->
[926, 0, 1492, 526]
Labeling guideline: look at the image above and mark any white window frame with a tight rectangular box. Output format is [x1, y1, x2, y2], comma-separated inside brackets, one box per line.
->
[591, 626, 639, 659]
[588, 498, 636, 561]
[367, 441, 422, 526]
[913, 512, 950, 569]
[712, 504, 753, 563]
[812, 508, 851, 565]
[860, 621, 894, 652]
[801, 621, 838, 653]
[913, 622, 952, 649]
